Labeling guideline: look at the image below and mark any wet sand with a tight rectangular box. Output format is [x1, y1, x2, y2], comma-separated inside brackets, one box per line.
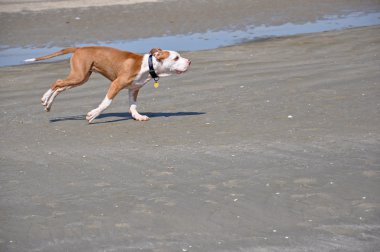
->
[1, 0, 379, 47]
[1, 1, 380, 251]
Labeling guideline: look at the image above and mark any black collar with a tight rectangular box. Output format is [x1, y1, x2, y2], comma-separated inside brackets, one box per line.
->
[148, 55, 159, 81]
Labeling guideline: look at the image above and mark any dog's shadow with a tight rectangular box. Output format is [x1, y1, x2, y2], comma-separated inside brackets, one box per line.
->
[50, 111, 205, 124]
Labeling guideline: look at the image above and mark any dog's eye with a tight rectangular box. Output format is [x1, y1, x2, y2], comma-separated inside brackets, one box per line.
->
[173, 56, 179, 61]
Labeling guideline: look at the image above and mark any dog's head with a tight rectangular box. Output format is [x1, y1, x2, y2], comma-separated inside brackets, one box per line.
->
[149, 48, 191, 76]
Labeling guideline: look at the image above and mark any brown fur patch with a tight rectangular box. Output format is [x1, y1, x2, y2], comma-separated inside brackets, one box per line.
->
[149, 48, 170, 61]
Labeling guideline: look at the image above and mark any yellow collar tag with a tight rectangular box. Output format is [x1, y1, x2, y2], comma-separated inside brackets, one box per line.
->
[154, 81, 160, 88]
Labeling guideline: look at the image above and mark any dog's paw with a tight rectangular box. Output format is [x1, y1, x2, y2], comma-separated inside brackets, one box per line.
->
[41, 88, 53, 108]
[132, 113, 150, 121]
[41, 100, 50, 111]
[41, 97, 48, 106]
[86, 109, 100, 123]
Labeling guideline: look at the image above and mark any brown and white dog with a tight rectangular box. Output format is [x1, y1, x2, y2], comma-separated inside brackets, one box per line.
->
[25, 46, 191, 123]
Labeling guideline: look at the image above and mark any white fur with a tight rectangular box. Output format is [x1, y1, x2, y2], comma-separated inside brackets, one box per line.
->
[41, 87, 71, 111]
[41, 88, 53, 106]
[129, 89, 149, 121]
[86, 96, 112, 123]
[133, 54, 150, 84]
[45, 89, 60, 111]
[154, 51, 191, 77]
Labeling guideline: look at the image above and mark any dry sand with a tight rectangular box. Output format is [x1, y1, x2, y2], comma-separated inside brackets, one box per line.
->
[1, 1, 380, 251]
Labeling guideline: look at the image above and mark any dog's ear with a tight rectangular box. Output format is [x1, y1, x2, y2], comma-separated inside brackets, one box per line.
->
[149, 48, 162, 55]
[149, 48, 169, 61]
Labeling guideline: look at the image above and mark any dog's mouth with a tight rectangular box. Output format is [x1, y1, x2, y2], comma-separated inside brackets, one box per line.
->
[175, 69, 188, 74]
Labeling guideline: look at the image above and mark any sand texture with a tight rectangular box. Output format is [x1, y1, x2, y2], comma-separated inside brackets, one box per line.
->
[0, 0, 380, 251]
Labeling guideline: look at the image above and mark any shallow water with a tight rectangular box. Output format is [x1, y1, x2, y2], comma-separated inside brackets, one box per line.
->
[1, 11, 379, 67]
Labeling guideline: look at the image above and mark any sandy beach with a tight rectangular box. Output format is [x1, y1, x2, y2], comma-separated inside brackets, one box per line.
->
[1, 1, 380, 251]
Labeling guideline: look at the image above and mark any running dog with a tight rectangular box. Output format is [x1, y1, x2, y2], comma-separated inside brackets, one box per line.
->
[26, 46, 191, 123]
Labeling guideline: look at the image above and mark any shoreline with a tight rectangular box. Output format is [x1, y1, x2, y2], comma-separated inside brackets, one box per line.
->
[1, 0, 379, 49]
[1, 11, 380, 67]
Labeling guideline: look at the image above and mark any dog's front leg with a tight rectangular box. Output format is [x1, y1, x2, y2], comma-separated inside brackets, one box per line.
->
[86, 96, 112, 123]
[129, 88, 149, 121]
[86, 77, 125, 123]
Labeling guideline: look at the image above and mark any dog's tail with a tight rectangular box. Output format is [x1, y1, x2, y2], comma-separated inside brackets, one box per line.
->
[25, 47, 77, 62]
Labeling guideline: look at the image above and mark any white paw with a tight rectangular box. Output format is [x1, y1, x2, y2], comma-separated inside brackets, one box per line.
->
[86, 109, 100, 123]
[45, 92, 58, 112]
[41, 97, 48, 106]
[45, 99, 54, 112]
[132, 113, 150, 121]
[41, 89, 53, 108]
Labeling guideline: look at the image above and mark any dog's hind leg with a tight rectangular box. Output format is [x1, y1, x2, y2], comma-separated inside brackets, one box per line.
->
[43, 83, 74, 112]
[42, 52, 92, 111]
